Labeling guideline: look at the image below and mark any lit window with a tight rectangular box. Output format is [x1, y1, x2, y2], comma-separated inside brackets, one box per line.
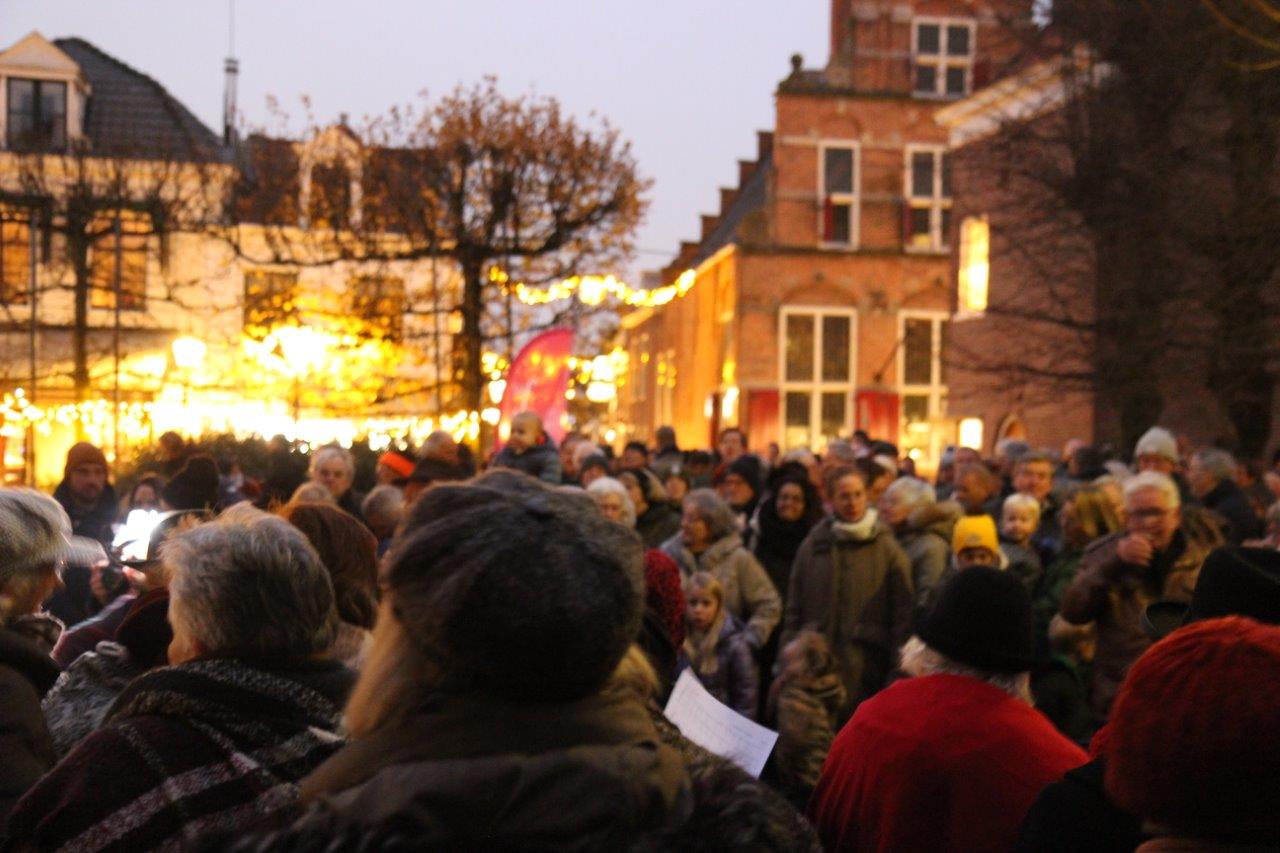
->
[905, 147, 952, 251]
[90, 212, 149, 311]
[899, 312, 949, 465]
[243, 268, 300, 339]
[820, 144, 858, 246]
[781, 307, 855, 450]
[0, 207, 32, 304]
[958, 216, 990, 314]
[913, 19, 975, 99]
[5, 78, 67, 150]
[349, 275, 406, 342]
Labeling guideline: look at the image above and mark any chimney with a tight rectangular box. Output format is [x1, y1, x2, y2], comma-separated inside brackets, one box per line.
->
[223, 56, 239, 147]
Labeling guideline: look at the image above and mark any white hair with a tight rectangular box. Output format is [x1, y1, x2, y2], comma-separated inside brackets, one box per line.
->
[883, 477, 935, 512]
[165, 514, 336, 659]
[1123, 470, 1181, 509]
[309, 445, 354, 477]
[782, 447, 817, 468]
[1002, 492, 1042, 521]
[898, 636, 1032, 704]
[587, 476, 636, 528]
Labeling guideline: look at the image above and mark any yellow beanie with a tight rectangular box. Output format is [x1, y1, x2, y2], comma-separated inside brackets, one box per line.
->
[952, 515, 999, 556]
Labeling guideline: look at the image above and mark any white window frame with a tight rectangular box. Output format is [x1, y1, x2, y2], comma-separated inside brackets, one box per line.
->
[778, 305, 859, 451]
[817, 140, 860, 249]
[897, 310, 949, 460]
[904, 145, 952, 253]
[912, 17, 977, 100]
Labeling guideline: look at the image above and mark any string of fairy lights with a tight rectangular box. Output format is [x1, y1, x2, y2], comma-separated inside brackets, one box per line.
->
[1, 266, 695, 467]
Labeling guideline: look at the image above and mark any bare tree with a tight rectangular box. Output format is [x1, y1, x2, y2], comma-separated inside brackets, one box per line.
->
[951, 0, 1280, 454]
[228, 80, 649, 411]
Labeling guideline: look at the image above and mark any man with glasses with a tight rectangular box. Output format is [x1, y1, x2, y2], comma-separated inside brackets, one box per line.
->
[1059, 471, 1221, 722]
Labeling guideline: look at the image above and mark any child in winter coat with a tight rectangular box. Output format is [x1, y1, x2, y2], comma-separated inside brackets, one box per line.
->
[492, 411, 561, 484]
[766, 630, 846, 809]
[681, 571, 758, 720]
[1000, 493, 1043, 591]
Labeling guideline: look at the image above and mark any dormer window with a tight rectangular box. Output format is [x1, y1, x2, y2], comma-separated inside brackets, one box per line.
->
[913, 19, 975, 100]
[6, 78, 67, 150]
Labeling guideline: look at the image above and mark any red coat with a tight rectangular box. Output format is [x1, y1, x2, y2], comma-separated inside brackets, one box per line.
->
[809, 673, 1087, 853]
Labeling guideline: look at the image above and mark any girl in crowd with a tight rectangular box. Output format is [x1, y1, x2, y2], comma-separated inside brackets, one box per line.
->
[682, 572, 758, 719]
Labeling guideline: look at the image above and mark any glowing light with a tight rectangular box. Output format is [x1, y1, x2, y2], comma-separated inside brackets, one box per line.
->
[481, 407, 501, 425]
[171, 337, 208, 371]
[490, 267, 698, 309]
[487, 379, 506, 404]
[585, 381, 615, 403]
[959, 417, 984, 450]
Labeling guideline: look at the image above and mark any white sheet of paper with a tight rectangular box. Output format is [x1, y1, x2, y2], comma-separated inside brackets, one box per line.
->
[663, 669, 779, 778]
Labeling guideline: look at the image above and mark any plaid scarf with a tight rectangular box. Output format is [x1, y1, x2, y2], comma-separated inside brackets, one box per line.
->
[6, 657, 353, 852]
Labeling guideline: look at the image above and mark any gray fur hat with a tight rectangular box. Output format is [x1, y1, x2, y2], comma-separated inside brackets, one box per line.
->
[389, 470, 645, 702]
[0, 488, 105, 585]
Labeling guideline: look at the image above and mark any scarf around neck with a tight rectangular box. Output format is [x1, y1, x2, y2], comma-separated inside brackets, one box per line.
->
[832, 507, 880, 542]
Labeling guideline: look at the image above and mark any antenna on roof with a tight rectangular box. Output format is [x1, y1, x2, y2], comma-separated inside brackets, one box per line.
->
[222, 0, 238, 147]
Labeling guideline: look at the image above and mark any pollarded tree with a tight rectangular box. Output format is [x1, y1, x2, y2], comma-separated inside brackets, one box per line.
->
[231, 80, 650, 412]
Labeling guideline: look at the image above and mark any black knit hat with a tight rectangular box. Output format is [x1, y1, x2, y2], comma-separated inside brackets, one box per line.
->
[160, 454, 220, 511]
[725, 454, 764, 494]
[915, 567, 1036, 674]
[1143, 546, 1280, 639]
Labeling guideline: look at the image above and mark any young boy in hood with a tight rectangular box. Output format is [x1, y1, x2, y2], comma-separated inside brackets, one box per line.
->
[493, 412, 562, 484]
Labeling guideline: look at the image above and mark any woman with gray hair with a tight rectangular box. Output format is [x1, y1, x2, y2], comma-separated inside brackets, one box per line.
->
[0, 488, 101, 820]
[6, 514, 355, 852]
[587, 476, 637, 529]
[660, 488, 781, 649]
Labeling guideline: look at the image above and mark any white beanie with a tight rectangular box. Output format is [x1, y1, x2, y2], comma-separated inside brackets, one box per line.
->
[1134, 426, 1179, 464]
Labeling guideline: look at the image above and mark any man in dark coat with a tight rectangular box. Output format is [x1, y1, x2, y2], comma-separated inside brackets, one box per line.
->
[47, 442, 118, 628]
[1188, 448, 1261, 545]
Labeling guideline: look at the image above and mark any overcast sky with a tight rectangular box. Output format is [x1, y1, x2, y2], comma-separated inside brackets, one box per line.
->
[2, 0, 827, 279]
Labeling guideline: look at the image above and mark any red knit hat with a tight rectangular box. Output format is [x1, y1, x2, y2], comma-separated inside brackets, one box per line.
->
[1105, 616, 1280, 845]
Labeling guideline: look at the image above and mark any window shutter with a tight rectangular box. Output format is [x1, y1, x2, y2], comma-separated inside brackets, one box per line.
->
[823, 196, 835, 242]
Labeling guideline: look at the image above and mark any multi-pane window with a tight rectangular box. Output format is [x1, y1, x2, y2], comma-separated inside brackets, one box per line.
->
[781, 307, 856, 451]
[0, 207, 32, 304]
[957, 215, 990, 315]
[913, 19, 975, 99]
[6, 79, 67, 150]
[899, 312, 949, 463]
[820, 143, 858, 246]
[243, 269, 300, 340]
[90, 212, 148, 311]
[349, 274, 406, 342]
[905, 147, 952, 251]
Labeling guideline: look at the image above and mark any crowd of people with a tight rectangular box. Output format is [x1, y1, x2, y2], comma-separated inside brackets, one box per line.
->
[1, 415, 1279, 851]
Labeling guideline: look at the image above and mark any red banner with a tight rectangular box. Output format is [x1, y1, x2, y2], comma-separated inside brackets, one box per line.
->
[855, 389, 900, 444]
[499, 328, 574, 445]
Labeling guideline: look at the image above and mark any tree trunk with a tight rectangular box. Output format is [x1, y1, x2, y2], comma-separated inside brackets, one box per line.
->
[458, 256, 485, 412]
[70, 235, 91, 405]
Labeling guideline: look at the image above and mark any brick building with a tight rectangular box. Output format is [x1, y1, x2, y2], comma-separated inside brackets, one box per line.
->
[619, 0, 1030, 466]
[937, 51, 1280, 458]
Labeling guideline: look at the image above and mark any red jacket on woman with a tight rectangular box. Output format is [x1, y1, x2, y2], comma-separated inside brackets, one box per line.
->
[809, 673, 1087, 853]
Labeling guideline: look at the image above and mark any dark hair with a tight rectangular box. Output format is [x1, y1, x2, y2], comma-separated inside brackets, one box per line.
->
[624, 440, 649, 457]
[129, 475, 165, 505]
[719, 427, 746, 446]
[278, 502, 379, 630]
[855, 457, 890, 486]
[390, 471, 644, 701]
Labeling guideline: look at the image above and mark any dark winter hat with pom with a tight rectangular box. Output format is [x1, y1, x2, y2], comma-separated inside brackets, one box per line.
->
[1106, 617, 1280, 846]
[915, 566, 1035, 673]
[160, 454, 220, 511]
[387, 471, 645, 702]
